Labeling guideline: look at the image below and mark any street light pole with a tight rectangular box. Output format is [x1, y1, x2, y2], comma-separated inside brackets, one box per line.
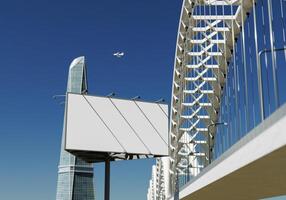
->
[258, 47, 286, 121]
[207, 122, 228, 164]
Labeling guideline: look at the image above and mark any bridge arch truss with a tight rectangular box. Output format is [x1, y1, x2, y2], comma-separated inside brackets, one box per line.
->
[169, 0, 254, 194]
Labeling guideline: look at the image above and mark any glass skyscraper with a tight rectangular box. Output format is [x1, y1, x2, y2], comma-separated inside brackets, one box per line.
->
[56, 56, 95, 200]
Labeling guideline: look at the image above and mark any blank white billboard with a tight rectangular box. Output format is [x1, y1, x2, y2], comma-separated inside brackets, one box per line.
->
[65, 93, 169, 158]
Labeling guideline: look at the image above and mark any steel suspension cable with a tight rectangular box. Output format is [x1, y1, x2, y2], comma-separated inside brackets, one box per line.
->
[231, 3, 240, 143]
[279, 0, 286, 61]
[247, 19, 256, 129]
[262, 0, 271, 117]
[241, 1, 249, 134]
[253, 0, 265, 121]
[267, 0, 280, 108]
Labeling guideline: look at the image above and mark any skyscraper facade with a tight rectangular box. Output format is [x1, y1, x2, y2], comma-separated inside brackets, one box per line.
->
[56, 56, 95, 200]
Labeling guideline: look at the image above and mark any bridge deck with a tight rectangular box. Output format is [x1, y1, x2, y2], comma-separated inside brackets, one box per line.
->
[177, 103, 286, 200]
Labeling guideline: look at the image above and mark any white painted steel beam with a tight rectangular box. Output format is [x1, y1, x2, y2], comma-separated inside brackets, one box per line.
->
[167, 0, 255, 197]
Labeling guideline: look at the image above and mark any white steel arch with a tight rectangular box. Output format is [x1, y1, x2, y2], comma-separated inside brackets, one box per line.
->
[168, 0, 254, 195]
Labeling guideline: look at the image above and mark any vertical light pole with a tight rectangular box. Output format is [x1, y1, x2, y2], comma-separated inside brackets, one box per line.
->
[258, 47, 286, 120]
[207, 122, 228, 164]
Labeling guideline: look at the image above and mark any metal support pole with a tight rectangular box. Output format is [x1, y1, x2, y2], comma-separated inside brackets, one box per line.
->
[105, 159, 110, 200]
[258, 47, 286, 120]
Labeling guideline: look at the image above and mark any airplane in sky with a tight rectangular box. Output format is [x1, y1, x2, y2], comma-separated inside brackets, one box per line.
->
[113, 51, 125, 58]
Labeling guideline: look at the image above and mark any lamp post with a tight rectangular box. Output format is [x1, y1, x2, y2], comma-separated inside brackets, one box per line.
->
[207, 122, 228, 164]
[257, 47, 286, 120]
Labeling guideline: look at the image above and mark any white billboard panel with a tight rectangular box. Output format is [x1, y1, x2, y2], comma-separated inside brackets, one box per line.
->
[65, 93, 169, 160]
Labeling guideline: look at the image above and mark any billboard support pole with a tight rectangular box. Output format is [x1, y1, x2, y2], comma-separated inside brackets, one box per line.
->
[104, 159, 110, 200]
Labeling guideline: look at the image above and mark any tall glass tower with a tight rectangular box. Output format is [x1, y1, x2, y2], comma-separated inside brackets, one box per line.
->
[56, 56, 95, 200]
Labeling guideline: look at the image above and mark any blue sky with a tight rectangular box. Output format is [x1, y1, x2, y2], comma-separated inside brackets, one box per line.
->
[0, 1, 181, 199]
